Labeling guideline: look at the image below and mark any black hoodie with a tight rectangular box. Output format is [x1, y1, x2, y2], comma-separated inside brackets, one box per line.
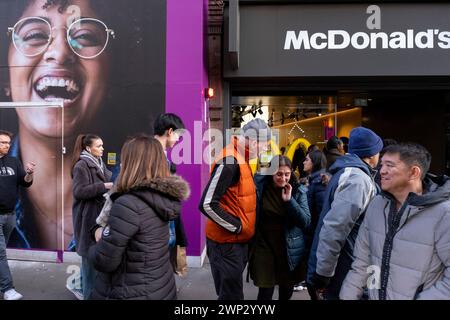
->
[0, 155, 32, 214]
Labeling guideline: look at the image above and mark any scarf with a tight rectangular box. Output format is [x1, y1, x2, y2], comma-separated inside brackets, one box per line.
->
[80, 150, 104, 175]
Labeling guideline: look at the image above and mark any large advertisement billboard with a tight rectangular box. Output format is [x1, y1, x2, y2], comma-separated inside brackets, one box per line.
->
[0, 0, 166, 252]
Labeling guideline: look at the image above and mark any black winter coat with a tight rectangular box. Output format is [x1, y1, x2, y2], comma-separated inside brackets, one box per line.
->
[72, 158, 112, 257]
[305, 169, 327, 241]
[325, 149, 343, 172]
[88, 175, 190, 300]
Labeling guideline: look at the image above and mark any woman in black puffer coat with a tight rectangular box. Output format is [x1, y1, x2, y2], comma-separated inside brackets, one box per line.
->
[88, 135, 190, 300]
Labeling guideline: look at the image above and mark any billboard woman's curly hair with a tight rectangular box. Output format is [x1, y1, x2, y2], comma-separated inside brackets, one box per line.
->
[42, 0, 70, 13]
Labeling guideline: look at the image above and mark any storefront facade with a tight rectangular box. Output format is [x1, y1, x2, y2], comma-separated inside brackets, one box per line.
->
[2, 0, 449, 267]
[215, 0, 450, 175]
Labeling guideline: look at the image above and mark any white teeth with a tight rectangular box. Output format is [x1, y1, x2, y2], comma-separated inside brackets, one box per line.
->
[44, 97, 64, 102]
[35, 76, 81, 94]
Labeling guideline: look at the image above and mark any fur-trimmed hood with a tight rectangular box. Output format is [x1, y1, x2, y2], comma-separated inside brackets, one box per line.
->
[142, 175, 191, 201]
[111, 175, 190, 222]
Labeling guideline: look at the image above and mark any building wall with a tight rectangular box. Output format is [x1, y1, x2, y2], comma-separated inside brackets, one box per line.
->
[166, 0, 209, 266]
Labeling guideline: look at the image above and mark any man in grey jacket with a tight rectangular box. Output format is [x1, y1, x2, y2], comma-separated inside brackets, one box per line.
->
[340, 143, 450, 300]
[307, 127, 383, 300]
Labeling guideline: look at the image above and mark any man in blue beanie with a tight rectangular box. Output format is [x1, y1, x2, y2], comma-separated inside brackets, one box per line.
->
[306, 127, 383, 300]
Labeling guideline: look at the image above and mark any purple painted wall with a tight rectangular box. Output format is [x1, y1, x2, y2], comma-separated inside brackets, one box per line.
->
[166, 0, 209, 259]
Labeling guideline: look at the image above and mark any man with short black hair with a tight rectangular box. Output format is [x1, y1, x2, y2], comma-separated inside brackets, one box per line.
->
[153, 113, 185, 148]
[340, 143, 450, 300]
[0, 130, 35, 300]
[325, 136, 345, 171]
[153, 114, 188, 275]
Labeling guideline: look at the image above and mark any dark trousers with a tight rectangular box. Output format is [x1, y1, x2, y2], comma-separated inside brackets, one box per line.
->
[306, 284, 319, 300]
[257, 286, 294, 301]
[81, 257, 97, 300]
[207, 238, 248, 300]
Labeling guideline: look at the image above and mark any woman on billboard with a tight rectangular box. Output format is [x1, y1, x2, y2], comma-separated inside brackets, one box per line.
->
[0, 0, 166, 250]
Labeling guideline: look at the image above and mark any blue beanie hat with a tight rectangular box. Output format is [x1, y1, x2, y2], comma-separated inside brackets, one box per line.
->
[348, 127, 383, 158]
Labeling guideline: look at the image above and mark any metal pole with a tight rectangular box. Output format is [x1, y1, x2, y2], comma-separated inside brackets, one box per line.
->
[0, 101, 63, 108]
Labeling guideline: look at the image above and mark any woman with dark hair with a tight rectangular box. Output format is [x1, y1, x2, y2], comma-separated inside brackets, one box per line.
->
[303, 150, 327, 239]
[292, 145, 306, 177]
[71, 133, 112, 299]
[249, 155, 311, 300]
[0, 0, 115, 250]
[0, 0, 165, 250]
[88, 135, 190, 300]
[302, 149, 327, 299]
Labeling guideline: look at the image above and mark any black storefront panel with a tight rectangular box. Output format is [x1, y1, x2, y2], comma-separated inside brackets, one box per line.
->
[224, 3, 450, 77]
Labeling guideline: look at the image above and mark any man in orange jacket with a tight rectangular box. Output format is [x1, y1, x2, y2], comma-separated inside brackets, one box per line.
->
[199, 119, 271, 300]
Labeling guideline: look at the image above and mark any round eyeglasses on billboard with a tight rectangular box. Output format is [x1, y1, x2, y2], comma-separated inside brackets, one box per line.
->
[8, 16, 115, 59]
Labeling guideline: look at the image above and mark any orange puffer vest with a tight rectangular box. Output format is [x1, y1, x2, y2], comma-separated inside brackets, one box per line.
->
[205, 138, 257, 243]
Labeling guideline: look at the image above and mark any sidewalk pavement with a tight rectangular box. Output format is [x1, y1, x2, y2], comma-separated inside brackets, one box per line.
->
[5, 259, 310, 300]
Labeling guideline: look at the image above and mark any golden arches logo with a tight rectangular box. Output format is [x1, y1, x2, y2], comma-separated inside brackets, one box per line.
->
[285, 138, 311, 161]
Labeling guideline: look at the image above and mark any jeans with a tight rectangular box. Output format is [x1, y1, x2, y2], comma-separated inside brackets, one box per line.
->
[0, 213, 16, 293]
[81, 257, 97, 300]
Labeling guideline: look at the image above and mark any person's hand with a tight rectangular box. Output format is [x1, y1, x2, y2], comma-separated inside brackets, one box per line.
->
[320, 173, 331, 186]
[299, 177, 308, 186]
[281, 183, 292, 201]
[310, 272, 331, 290]
[104, 182, 113, 190]
[95, 227, 103, 242]
[25, 162, 36, 175]
[315, 288, 327, 300]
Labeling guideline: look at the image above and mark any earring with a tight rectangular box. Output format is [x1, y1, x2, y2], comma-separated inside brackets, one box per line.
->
[4, 87, 11, 97]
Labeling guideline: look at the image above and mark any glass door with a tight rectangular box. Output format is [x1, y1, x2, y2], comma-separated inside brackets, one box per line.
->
[0, 102, 64, 257]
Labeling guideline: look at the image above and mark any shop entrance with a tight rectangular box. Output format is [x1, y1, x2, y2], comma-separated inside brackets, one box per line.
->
[229, 89, 450, 176]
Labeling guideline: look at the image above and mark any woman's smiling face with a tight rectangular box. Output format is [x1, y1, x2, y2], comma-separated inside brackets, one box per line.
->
[8, 0, 110, 138]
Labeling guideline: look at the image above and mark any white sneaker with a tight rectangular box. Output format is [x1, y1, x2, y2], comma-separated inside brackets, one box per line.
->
[66, 283, 84, 300]
[3, 289, 23, 300]
[293, 285, 306, 292]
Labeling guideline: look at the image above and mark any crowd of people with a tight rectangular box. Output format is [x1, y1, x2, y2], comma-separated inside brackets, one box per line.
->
[199, 122, 449, 301]
[1, 117, 449, 300]
[0, 0, 446, 303]
[0, 113, 190, 300]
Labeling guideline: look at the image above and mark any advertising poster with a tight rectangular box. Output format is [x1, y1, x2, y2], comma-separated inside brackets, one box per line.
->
[0, 0, 166, 252]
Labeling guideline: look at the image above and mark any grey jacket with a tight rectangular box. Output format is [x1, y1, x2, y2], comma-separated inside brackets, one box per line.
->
[307, 154, 378, 297]
[340, 175, 450, 300]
